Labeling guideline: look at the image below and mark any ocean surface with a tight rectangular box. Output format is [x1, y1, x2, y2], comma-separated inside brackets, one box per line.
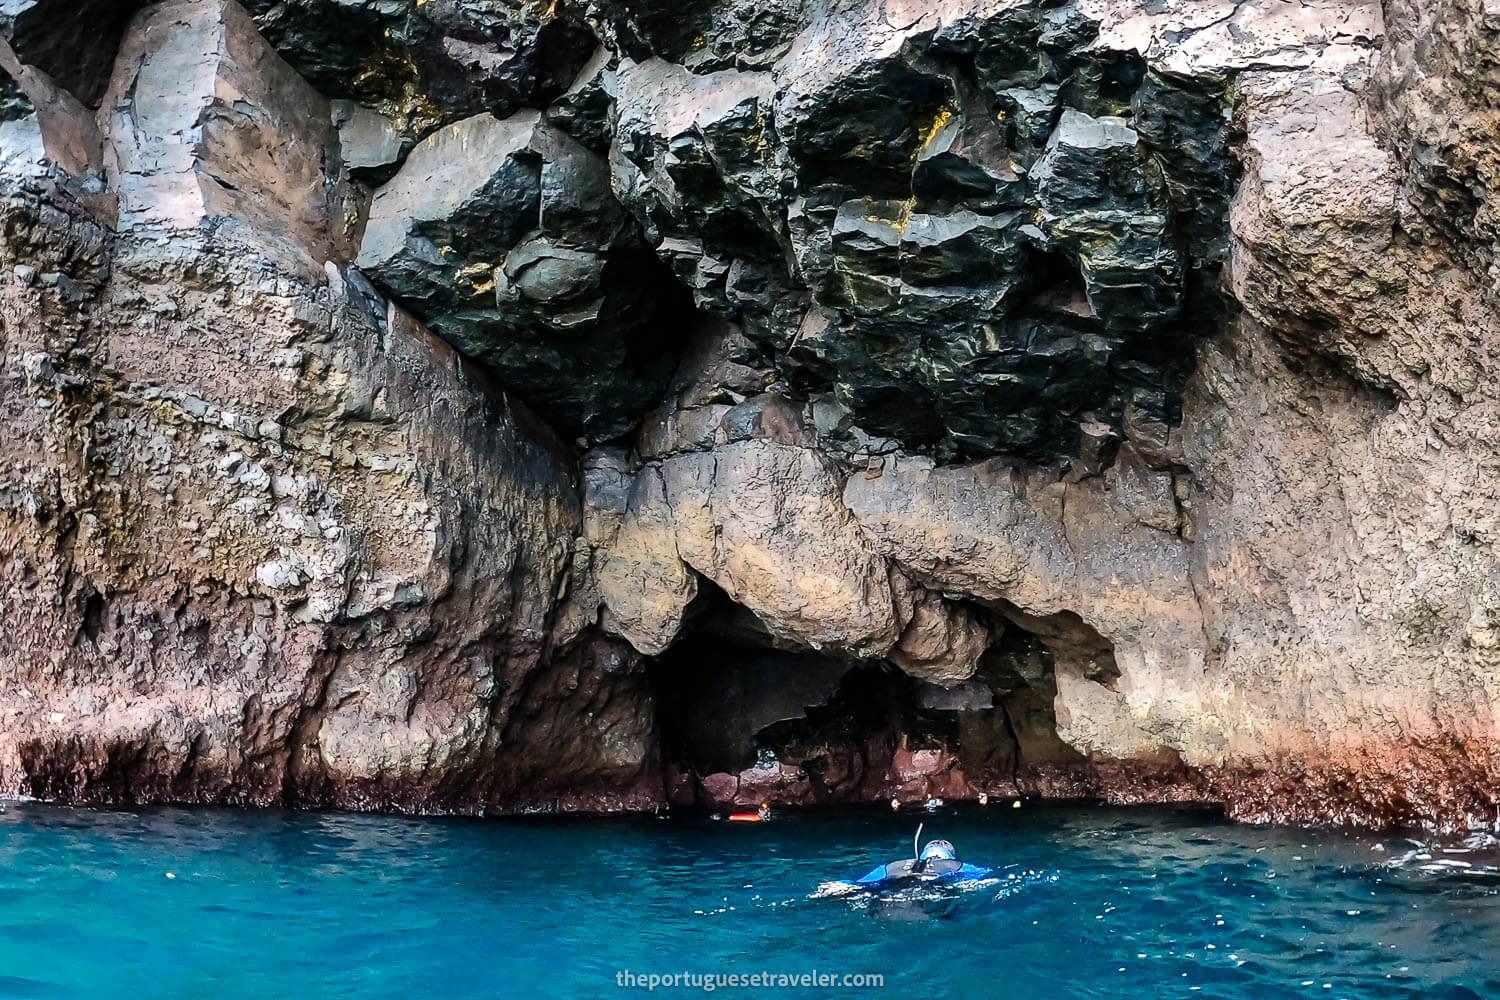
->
[1, 801, 1497, 999]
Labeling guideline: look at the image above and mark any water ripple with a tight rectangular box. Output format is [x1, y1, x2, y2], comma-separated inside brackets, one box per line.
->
[0, 803, 1497, 998]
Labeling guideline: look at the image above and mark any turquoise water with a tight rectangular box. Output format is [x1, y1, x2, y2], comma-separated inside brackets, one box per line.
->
[2, 802, 1498, 999]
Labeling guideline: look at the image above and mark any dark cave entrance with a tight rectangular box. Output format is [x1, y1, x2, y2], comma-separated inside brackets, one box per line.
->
[646, 584, 1104, 808]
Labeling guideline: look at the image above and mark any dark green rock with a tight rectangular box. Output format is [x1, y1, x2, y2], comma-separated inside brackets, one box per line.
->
[358, 110, 689, 443]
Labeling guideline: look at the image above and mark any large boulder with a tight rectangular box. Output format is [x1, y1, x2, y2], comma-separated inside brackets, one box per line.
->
[659, 439, 904, 657]
[584, 459, 699, 656]
[357, 108, 688, 442]
[890, 592, 992, 686]
[97, 0, 352, 273]
[1030, 109, 1180, 333]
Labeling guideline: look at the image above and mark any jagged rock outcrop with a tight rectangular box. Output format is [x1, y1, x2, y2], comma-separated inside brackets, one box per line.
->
[7, 0, 1500, 831]
[583, 456, 698, 657]
[1376, 0, 1500, 275]
[100, 0, 350, 269]
[602, 0, 1235, 462]
[563, 0, 805, 72]
[243, 0, 595, 137]
[658, 439, 905, 656]
[0, 0, 659, 813]
[356, 106, 688, 441]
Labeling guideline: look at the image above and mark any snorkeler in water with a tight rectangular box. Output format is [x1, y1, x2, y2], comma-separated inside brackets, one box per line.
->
[849, 827, 991, 890]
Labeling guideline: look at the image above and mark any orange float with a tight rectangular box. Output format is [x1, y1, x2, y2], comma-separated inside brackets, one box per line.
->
[728, 803, 771, 822]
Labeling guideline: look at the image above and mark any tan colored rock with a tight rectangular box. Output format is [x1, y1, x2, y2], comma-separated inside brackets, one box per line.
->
[661, 439, 903, 656]
[591, 464, 699, 656]
[844, 450, 1209, 766]
[1161, 45, 1500, 825]
[889, 591, 991, 686]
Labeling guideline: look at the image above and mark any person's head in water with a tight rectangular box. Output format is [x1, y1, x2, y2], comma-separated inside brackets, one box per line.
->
[919, 839, 956, 862]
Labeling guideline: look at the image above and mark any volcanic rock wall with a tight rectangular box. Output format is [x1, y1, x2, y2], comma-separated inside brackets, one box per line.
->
[1, 0, 1498, 829]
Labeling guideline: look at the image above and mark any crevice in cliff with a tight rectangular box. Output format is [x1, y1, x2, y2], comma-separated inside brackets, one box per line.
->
[280, 650, 342, 808]
[963, 623, 1093, 793]
[992, 603, 1121, 690]
[78, 584, 106, 646]
[651, 634, 855, 779]
[995, 698, 1024, 790]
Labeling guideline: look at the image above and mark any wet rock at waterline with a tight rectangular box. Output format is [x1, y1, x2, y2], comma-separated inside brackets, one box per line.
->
[3, 0, 1500, 831]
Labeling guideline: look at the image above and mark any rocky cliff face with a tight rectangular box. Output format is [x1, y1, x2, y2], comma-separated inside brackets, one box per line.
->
[2, 0, 1498, 829]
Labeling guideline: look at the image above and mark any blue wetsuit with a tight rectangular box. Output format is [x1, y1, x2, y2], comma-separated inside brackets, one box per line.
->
[853, 857, 991, 889]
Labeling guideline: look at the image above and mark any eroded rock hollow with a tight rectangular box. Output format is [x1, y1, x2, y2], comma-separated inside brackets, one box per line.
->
[2, 0, 1498, 829]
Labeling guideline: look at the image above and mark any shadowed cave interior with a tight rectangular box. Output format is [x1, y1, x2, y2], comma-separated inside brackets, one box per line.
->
[646, 582, 1114, 807]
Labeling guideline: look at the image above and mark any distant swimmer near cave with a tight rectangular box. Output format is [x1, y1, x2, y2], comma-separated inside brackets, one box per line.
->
[728, 802, 771, 823]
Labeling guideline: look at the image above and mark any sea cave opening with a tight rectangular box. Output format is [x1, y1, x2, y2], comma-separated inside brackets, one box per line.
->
[645, 583, 1110, 810]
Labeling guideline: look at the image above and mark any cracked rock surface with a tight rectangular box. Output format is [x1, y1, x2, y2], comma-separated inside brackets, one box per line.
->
[4, 0, 1500, 829]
